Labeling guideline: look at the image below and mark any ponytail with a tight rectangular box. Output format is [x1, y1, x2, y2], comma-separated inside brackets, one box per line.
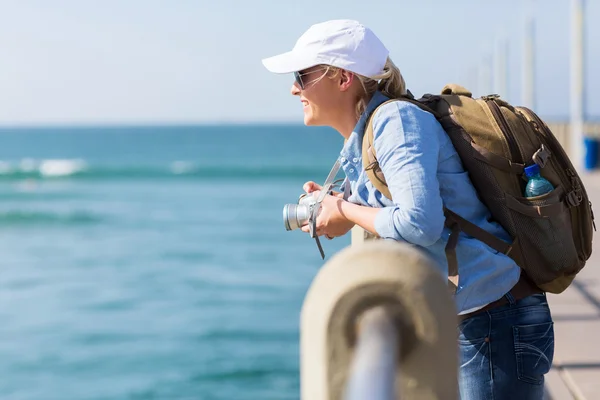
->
[354, 57, 407, 118]
[373, 57, 406, 99]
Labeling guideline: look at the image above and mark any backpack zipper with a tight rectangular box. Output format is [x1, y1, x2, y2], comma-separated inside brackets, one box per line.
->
[485, 98, 524, 164]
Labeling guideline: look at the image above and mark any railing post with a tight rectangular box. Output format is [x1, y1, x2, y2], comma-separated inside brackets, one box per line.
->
[300, 239, 458, 400]
[344, 306, 400, 400]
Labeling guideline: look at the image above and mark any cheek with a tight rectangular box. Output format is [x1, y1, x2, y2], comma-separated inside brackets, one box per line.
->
[301, 93, 317, 115]
[303, 79, 340, 120]
[305, 88, 334, 113]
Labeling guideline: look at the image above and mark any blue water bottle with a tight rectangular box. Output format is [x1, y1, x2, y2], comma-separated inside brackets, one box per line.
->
[524, 163, 554, 197]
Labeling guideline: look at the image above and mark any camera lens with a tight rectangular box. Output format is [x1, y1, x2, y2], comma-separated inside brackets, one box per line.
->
[283, 204, 296, 231]
[283, 203, 309, 231]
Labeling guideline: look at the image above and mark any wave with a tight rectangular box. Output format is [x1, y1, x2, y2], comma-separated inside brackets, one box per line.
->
[0, 159, 333, 181]
[191, 367, 296, 382]
[0, 210, 103, 226]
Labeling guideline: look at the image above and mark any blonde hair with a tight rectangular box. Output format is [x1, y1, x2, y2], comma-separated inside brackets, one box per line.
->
[324, 57, 407, 119]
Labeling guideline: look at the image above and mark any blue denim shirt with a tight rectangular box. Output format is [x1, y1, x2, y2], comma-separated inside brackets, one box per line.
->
[339, 91, 521, 314]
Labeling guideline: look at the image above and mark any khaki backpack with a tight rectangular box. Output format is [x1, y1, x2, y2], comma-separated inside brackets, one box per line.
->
[362, 84, 595, 294]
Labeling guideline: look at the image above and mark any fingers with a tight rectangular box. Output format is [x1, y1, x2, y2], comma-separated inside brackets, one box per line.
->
[301, 225, 322, 235]
[301, 225, 332, 239]
[303, 181, 322, 193]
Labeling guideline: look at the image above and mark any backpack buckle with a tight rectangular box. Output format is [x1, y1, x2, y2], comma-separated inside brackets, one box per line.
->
[481, 94, 500, 101]
[532, 144, 551, 168]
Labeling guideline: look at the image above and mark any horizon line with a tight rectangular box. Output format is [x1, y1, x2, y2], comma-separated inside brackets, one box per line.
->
[0, 114, 598, 130]
[0, 120, 312, 130]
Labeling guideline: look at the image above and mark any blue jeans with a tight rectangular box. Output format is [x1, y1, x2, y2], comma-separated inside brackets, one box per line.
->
[457, 292, 555, 400]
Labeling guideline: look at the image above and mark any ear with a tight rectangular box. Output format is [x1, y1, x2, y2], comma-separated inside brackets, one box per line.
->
[339, 70, 354, 92]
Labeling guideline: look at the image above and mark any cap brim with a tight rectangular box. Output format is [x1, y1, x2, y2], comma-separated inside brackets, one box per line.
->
[261, 50, 318, 74]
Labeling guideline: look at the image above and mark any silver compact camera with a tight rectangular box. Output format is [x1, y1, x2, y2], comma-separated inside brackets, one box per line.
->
[282, 159, 344, 259]
[283, 193, 319, 231]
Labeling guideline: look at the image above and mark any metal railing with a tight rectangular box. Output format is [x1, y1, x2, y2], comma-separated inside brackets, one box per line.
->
[343, 306, 400, 400]
[300, 236, 459, 400]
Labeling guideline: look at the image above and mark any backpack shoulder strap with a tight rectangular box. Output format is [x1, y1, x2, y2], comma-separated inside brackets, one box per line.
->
[362, 96, 440, 201]
[362, 99, 397, 200]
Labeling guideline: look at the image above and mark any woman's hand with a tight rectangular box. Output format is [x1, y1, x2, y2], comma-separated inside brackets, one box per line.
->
[301, 190, 355, 239]
[303, 180, 343, 198]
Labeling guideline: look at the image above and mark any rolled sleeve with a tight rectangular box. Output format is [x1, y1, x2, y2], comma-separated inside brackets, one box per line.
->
[371, 101, 445, 247]
[373, 206, 404, 240]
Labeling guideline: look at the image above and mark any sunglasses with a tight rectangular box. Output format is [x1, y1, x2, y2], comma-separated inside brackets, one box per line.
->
[294, 67, 328, 90]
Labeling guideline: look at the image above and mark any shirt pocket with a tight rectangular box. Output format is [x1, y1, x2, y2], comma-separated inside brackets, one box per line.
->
[512, 321, 555, 385]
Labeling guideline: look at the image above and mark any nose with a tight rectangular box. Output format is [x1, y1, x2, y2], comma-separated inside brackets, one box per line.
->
[291, 82, 301, 96]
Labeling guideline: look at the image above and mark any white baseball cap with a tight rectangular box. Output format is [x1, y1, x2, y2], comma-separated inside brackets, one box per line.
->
[261, 19, 389, 78]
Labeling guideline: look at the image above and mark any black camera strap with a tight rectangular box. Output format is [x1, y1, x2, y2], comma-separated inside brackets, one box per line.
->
[310, 158, 342, 259]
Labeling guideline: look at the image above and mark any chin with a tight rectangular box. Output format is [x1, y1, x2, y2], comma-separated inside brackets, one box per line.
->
[303, 112, 321, 126]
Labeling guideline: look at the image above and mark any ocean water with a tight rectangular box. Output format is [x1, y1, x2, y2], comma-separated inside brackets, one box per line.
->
[0, 125, 351, 400]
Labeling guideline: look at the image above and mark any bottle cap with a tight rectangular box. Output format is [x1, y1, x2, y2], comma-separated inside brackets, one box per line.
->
[524, 163, 540, 177]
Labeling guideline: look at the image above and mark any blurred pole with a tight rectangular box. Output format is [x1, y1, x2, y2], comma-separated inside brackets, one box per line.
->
[461, 66, 478, 96]
[494, 37, 508, 99]
[478, 54, 492, 97]
[522, 14, 535, 109]
[570, 0, 585, 170]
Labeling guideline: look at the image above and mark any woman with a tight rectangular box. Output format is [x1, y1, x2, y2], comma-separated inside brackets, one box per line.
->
[262, 19, 554, 399]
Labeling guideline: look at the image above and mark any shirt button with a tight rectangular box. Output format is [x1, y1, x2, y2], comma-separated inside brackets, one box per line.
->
[352, 157, 359, 163]
[340, 157, 346, 163]
[349, 168, 355, 173]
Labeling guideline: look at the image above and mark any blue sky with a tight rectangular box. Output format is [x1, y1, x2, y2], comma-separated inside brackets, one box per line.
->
[0, 0, 598, 125]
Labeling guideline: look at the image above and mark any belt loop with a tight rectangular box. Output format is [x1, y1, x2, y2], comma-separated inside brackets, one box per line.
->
[504, 291, 516, 306]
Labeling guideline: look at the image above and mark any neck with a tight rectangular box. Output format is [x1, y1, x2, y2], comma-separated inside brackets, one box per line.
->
[333, 115, 359, 139]
[331, 92, 374, 139]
